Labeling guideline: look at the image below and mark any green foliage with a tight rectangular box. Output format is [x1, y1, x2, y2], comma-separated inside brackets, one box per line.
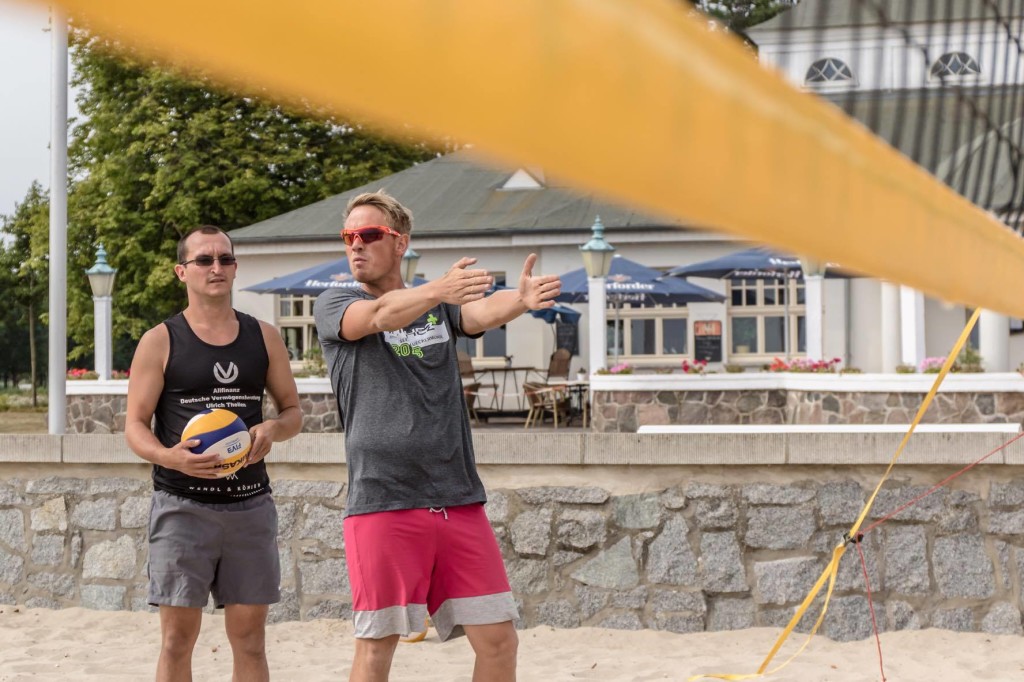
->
[954, 343, 985, 373]
[690, 1, 794, 34]
[46, 34, 442, 361]
[302, 346, 327, 377]
[895, 363, 917, 374]
[0, 183, 48, 389]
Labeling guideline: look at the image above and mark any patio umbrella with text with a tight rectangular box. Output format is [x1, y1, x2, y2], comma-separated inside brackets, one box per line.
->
[555, 255, 724, 360]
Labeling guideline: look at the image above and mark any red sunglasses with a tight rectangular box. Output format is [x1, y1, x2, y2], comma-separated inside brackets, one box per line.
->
[341, 225, 403, 246]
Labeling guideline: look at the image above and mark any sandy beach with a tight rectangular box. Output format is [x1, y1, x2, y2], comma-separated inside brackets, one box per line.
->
[0, 606, 1018, 681]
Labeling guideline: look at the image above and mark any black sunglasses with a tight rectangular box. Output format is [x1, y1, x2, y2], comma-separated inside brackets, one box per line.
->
[180, 255, 238, 267]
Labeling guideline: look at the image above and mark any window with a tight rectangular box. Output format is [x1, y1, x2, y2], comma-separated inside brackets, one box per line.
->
[606, 305, 689, 361]
[931, 52, 981, 78]
[458, 272, 508, 362]
[727, 279, 806, 358]
[804, 58, 855, 85]
[277, 295, 318, 364]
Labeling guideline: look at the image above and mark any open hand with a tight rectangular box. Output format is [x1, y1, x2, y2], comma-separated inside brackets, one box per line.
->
[518, 254, 561, 310]
[433, 257, 494, 305]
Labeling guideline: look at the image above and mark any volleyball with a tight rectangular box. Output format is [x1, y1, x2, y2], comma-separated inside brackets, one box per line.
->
[181, 408, 252, 478]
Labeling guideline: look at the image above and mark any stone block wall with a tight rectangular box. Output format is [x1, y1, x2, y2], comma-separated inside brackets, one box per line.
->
[65, 394, 340, 434]
[592, 390, 1024, 432]
[3, 473, 1024, 639]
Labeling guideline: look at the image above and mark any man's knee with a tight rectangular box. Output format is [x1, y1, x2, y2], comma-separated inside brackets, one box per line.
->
[467, 622, 518, 661]
[225, 605, 269, 655]
[160, 608, 203, 658]
[354, 635, 400, 662]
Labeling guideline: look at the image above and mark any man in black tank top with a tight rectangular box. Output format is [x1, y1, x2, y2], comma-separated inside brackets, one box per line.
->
[125, 225, 301, 682]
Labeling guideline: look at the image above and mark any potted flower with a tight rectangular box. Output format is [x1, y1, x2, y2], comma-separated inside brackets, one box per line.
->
[680, 359, 708, 375]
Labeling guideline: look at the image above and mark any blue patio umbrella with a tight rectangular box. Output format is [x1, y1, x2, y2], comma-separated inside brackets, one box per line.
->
[241, 257, 427, 295]
[245, 260, 578, 324]
[665, 247, 853, 280]
[556, 255, 725, 305]
[666, 248, 853, 359]
[556, 255, 724, 361]
[485, 284, 582, 324]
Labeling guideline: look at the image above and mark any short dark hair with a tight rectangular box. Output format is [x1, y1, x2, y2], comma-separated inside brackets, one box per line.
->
[177, 225, 233, 264]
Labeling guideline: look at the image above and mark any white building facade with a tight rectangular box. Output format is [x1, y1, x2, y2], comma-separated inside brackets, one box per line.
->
[230, 2, 1024, 375]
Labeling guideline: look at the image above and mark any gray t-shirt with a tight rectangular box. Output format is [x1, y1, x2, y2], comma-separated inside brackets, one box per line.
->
[314, 287, 486, 516]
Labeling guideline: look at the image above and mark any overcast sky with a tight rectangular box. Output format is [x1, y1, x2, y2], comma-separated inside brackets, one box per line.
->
[0, 0, 80, 221]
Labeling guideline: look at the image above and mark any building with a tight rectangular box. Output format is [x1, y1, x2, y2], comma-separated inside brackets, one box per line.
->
[229, 0, 1024, 374]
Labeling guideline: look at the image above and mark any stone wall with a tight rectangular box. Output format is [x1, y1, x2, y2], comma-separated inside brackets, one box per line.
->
[66, 394, 341, 434]
[592, 390, 1024, 432]
[3, 471, 1024, 639]
[68, 389, 1024, 434]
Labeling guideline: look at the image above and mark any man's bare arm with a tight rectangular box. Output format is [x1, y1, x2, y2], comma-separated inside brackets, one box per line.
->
[247, 322, 304, 464]
[124, 326, 221, 478]
[461, 254, 561, 335]
[340, 257, 493, 341]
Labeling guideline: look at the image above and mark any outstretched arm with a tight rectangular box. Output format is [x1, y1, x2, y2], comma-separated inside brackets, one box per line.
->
[461, 254, 561, 336]
[337, 258, 494, 341]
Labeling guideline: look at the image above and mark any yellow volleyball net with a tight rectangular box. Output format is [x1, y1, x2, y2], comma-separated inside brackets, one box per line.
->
[32, 0, 1024, 677]
[36, 0, 1024, 317]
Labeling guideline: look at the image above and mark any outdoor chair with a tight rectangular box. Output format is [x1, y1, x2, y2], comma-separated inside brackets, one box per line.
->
[458, 350, 496, 413]
[530, 348, 572, 384]
[523, 381, 572, 429]
[462, 381, 483, 424]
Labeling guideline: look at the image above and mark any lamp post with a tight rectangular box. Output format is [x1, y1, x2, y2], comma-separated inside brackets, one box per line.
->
[402, 245, 420, 285]
[85, 244, 117, 381]
[800, 257, 827, 361]
[580, 216, 615, 373]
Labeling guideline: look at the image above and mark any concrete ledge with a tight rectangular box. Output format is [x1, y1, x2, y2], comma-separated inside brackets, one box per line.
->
[593, 372, 1024, 393]
[269, 433, 345, 464]
[62, 435, 134, 463]
[2, 430, 1024, 466]
[474, 433, 583, 464]
[638, 424, 1024, 465]
[0, 435, 61, 462]
[637, 424, 1024, 434]
[584, 433, 787, 465]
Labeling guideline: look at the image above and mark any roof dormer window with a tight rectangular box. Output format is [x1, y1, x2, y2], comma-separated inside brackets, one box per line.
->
[804, 58, 856, 86]
[500, 168, 544, 191]
[931, 51, 981, 78]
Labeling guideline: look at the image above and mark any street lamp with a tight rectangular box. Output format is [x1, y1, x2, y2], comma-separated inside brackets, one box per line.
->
[402, 245, 420, 285]
[579, 216, 615, 373]
[85, 244, 117, 380]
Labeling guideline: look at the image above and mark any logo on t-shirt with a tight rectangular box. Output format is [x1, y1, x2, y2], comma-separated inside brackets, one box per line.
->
[214, 362, 239, 384]
[384, 317, 450, 359]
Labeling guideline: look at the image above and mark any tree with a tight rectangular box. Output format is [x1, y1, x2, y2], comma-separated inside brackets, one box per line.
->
[690, 1, 794, 35]
[0, 183, 49, 400]
[62, 35, 442, 363]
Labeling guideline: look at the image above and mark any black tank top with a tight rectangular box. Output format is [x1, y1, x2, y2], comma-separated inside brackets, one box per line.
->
[153, 310, 271, 503]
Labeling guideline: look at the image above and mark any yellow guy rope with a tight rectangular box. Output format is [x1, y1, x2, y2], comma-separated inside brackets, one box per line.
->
[37, 0, 1024, 318]
[691, 308, 982, 681]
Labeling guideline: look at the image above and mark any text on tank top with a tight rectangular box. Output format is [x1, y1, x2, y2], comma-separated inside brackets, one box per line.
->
[152, 310, 270, 503]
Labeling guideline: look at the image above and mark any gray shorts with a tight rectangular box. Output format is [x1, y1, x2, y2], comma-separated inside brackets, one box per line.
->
[148, 489, 281, 608]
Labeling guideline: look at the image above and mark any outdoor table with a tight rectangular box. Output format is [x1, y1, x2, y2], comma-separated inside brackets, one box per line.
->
[475, 366, 535, 413]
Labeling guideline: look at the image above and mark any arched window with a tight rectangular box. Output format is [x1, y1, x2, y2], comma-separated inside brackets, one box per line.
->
[804, 58, 855, 85]
[931, 52, 981, 78]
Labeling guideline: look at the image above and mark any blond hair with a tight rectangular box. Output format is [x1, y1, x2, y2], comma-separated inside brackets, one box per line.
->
[345, 189, 413, 235]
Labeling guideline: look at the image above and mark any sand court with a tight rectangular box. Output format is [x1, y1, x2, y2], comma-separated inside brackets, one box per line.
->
[0, 605, 1019, 681]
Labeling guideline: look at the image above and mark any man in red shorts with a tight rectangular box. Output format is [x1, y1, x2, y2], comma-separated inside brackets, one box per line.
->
[314, 189, 561, 681]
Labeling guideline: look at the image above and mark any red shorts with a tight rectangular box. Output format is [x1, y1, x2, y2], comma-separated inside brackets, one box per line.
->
[343, 503, 517, 641]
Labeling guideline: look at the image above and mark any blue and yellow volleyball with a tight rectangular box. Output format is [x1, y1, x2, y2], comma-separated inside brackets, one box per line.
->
[181, 408, 252, 478]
